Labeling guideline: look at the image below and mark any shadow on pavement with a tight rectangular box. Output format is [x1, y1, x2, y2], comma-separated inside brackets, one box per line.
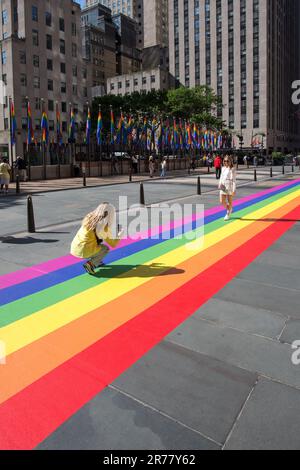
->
[94, 263, 185, 279]
[233, 217, 300, 223]
[0, 236, 59, 244]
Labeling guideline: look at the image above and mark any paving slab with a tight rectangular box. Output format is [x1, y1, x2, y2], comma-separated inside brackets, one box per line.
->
[280, 320, 300, 345]
[215, 278, 300, 319]
[254, 249, 300, 270]
[237, 263, 300, 291]
[196, 298, 287, 339]
[225, 378, 300, 450]
[113, 341, 257, 445]
[37, 387, 219, 451]
[167, 318, 300, 389]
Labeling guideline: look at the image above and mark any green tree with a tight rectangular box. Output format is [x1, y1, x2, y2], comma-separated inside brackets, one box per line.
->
[166, 85, 222, 119]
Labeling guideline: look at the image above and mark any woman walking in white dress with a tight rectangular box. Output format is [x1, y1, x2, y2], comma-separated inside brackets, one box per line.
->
[219, 156, 237, 221]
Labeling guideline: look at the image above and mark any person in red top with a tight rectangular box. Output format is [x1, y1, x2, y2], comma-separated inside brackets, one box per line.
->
[214, 154, 222, 180]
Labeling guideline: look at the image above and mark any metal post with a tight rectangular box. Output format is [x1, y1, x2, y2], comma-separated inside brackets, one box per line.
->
[27, 196, 36, 233]
[270, 167, 273, 178]
[197, 176, 201, 195]
[254, 169, 257, 182]
[140, 182, 145, 205]
[16, 175, 20, 194]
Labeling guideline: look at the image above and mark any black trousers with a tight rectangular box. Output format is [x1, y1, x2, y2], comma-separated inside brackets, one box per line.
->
[216, 168, 221, 179]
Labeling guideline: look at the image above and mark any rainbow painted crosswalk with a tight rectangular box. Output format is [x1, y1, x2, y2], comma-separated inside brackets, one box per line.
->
[0, 178, 300, 450]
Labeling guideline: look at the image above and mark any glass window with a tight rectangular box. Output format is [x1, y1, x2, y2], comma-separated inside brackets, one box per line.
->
[59, 18, 65, 32]
[2, 10, 8, 25]
[46, 34, 52, 50]
[32, 6, 38, 22]
[2, 50, 7, 65]
[60, 39, 65, 54]
[19, 50, 26, 64]
[33, 77, 40, 89]
[45, 12, 52, 27]
[32, 29, 39, 46]
[33, 55, 39, 67]
[20, 73, 27, 86]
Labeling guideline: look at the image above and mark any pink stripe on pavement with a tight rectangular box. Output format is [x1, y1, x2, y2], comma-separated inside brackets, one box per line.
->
[0, 177, 299, 290]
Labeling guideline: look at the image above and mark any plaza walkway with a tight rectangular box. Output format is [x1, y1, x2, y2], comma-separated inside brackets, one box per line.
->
[0, 174, 300, 450]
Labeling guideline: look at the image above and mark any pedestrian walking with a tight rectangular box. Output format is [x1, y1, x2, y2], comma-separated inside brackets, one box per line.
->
[132, 155, 138, 174]
[14, 156, 27, 182]
[149, 155, 155, 178]
[243, 155, 248, 167]
[71, 202, 124, 276]
[0, 157, 11, 195]
[214, 154, 222, 180]
[253, 155, 258, 167]
[112, 153, 119, 175]
[219, 156, 237, 221]
[160, 158, 167, 178]
[191, 157, 196, 172]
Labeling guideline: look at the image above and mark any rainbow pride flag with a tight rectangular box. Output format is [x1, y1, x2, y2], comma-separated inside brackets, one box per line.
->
[68, 108, 76, 143]
[96, 109, 103, 145]
[56, 104, 62, 146]
[85, 107, 91, 145]
[0, 179, 300, 449]
[110, 108, 115, 144]
[27, 102, 34, 147]
[10, 100, 17, 146]
[41, 111, 49, 145]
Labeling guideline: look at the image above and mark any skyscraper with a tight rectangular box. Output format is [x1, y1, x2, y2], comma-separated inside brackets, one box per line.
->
[168, 0, 300, 153]
[85, 0, 144, 45]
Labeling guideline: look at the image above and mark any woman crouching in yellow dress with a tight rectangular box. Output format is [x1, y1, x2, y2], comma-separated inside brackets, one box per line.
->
[71, 202, 124, 275]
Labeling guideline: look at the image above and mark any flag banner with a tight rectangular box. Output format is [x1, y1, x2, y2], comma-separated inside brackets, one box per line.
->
[69, 108, 76, 143]
[85, 108, 91, 145]
[97, 109, 103, 146]
[41, 111, 49, 145]
[10, 100, 17, 146]
[27, 102, 34, 147]
[56, 104, 62, 146]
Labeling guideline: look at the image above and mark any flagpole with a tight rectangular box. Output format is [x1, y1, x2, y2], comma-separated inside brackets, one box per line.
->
[40, 98, 47, 180]
[99, 105, 103, 177]
[8, 96, 15, 180]
[56, 102, 61, 179]
[26, 97, 31, 181]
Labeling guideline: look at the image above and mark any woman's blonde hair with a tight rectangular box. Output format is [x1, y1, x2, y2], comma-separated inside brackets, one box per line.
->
[224, 155, 234, 169]
[83, 203, 116, 232]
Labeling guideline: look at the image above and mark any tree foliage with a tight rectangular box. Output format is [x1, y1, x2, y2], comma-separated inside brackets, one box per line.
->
[92, 85, 225, 133]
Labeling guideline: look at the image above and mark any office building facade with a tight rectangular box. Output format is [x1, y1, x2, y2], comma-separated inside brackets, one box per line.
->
[168, 0, 300, 153]
[0, 0, 86, 163]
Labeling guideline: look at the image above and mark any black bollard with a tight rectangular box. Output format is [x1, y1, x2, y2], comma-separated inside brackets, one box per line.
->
[16, 175, 20, 194]
[27, 196, 36, 233]
[83, 170, 86, 187]
[282, 165, 285, 175]
[197, 176, 201, 195]
[254, 169, 257, 182]
[270, 167, 273, 178]
[129, 172, 132, 182]
[140, 182, 145, 206]
[292, 165, 295, 173]
[208, 166, 210, 174]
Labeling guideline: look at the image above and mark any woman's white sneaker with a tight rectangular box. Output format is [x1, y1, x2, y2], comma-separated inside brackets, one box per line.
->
[224, 213, 230, 221]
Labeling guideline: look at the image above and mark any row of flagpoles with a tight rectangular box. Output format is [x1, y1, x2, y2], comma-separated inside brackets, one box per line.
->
[9, 100, 232, 152]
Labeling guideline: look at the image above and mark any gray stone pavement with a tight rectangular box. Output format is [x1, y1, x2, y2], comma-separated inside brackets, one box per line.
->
[2, 171, 300, 450]
[0, 166, 295, 238]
